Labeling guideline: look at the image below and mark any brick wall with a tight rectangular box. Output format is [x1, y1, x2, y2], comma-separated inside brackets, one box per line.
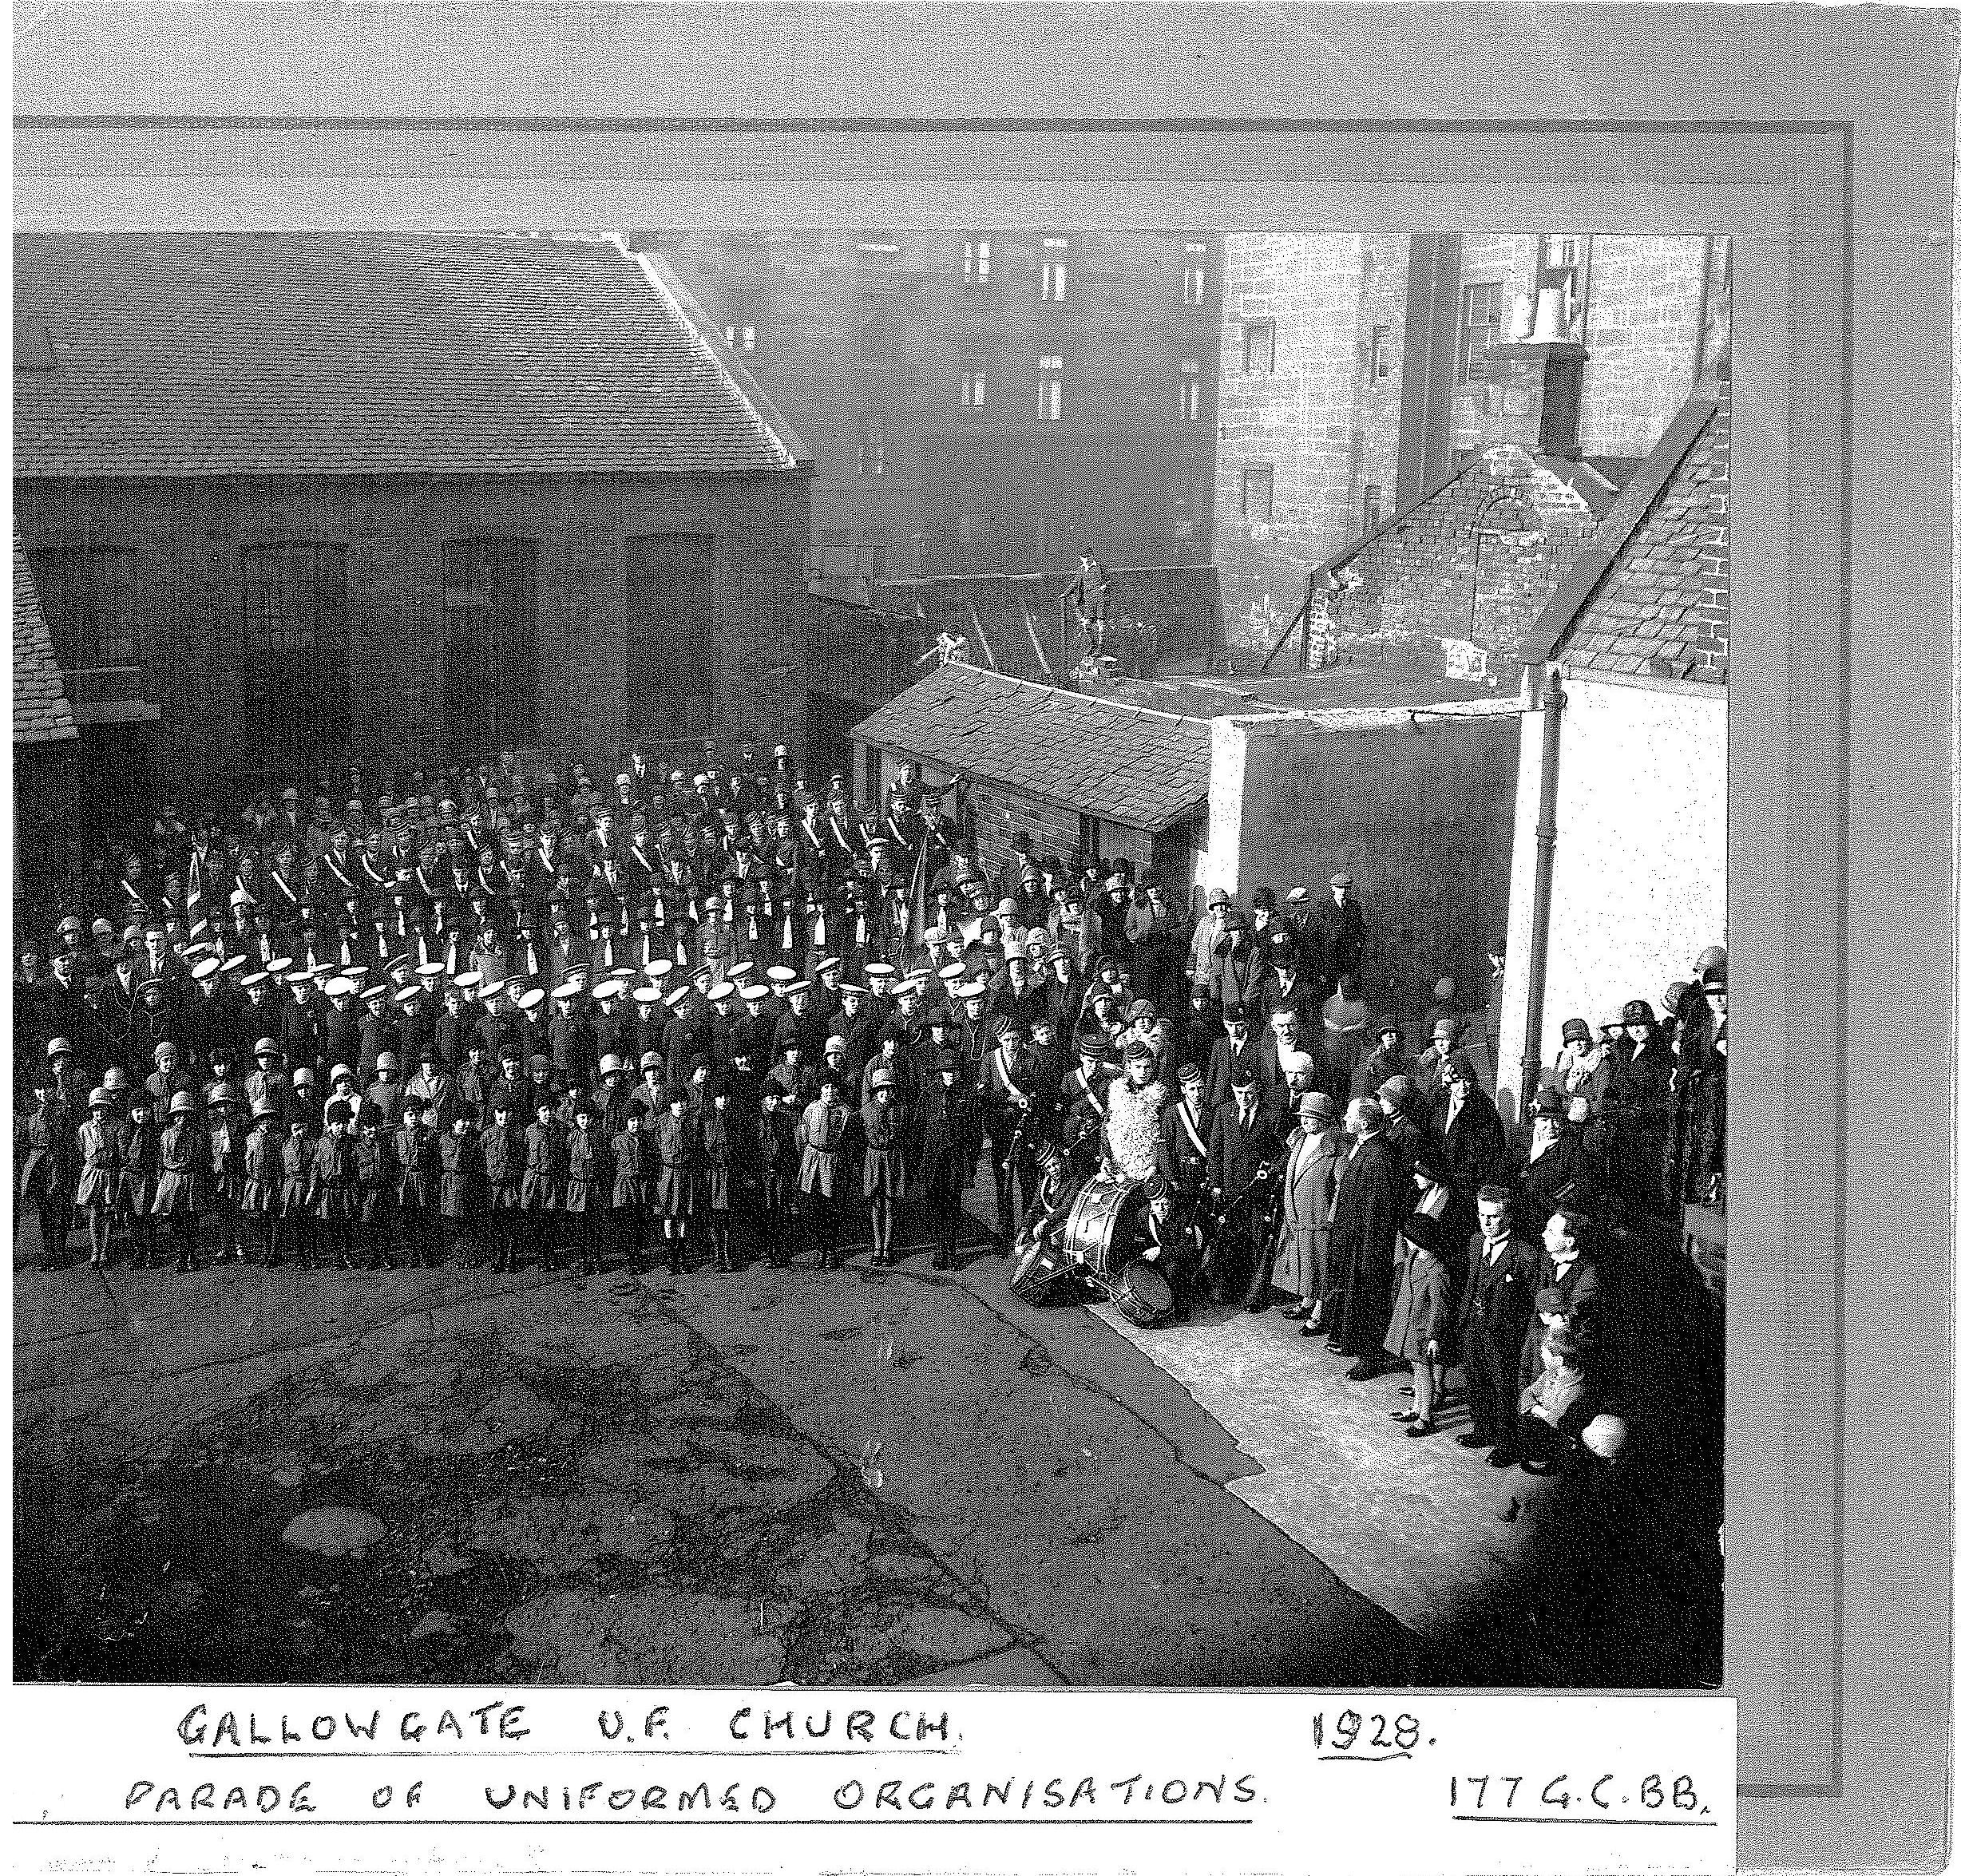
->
[1210, 708, 1520, 1030]
[14, 469, 811, 794]
[1305, 445, 1601, 681]
[1213, 234, 1369, 657]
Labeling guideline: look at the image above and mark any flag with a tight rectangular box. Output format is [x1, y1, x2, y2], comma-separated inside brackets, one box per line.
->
[904, 837, 930, 958]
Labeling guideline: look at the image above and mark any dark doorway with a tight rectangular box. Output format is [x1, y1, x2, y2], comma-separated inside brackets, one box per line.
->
[442, 538, 539, 760]
[624, 533, 715, 750]
[806, 691, 862, 790]
[74, 722, 154, 848]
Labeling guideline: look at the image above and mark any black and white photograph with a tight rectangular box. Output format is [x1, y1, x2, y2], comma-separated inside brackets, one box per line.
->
[13, 220, 1732, 1692]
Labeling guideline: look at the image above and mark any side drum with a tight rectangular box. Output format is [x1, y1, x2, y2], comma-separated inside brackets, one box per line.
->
[1112, 1257, 1177, 1328]
[1062, 1172, 1147, 1280]
[1009, 1233, 1074, 1306]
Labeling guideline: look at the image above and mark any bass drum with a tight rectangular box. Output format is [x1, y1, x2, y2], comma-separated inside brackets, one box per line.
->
[1009, 1233, 1075, 1306]
[1062, 1172, 1148, 1280]
[1112, 1257, 1177, 1329]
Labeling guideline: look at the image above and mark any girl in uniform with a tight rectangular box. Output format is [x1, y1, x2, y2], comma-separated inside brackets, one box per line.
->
[521, 1091, 570, 1271]
[609, 1102, 650, 1273]
[795, 1071, 851, 1270]
[240, 1095, 281, 1265]
[154, 1090, 204, 1272]
[307, 1098, 360, 1270]
[275, 1111, 312, 1267]
[651, 1085, 700, 1274]
[859, 1063, 907, 1265]
[117, 1090, 162, 1269]
[205, 1082, 247, 1263]
[566, 1098, 604, 1276]
[74, 1087, 121, 1268]
[439, 1103, 484, 1267]
[701, 1082, 735, 1272]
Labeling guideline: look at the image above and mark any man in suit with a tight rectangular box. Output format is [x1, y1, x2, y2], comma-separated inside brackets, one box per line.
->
[1205, 1007, 1262, 1115]
[1456, 1184, 1538, 1467]
[1206, 1063, 1278, 1301]
[1326, 1095, 1409, 1382]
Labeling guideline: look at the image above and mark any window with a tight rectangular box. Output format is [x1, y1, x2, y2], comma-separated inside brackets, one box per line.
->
[1181, 240, 1210, 307]
[858, 530, 889, 584]
[241, 543, 351, 753]
[1034, 513, 1066, 564]
[1177, 355, 1203, 421]
[1369, 323, 1393, 383]
[723, 287, 759, 354]
[961, 235, 992, 286]
[32, 544, 141, 675]
[1242, 320, 1276, 374]
[856, 414, 887, 476]
[1535, 234, 1590, 338]
[1036, 354, 1064, 422]
[1456, 281, 1504, 383]
[14, 318, 56, 372]
[1039, 236, 1070, 303]
[624, 533, 715, 741]
[1361, 484, 1385, 535]
[959, 358, 988, 409]
[442, 538, 539, 755]
[1240, 464, 1274, 524]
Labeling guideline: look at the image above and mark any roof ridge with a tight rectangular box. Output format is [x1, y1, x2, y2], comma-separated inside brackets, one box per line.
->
[615, 239, 805, 472]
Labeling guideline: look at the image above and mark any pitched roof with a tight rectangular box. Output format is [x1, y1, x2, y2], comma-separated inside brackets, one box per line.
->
[854, 664, 1211, 833]
[12, 233, 806, 480]
[13, 527, 78, 745]
[1520, 363, 1730, 684]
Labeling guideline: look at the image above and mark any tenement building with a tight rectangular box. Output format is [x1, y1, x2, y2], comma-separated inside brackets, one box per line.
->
[652, 229, 1225, 583]
[1213, 232, 1732, 661]
[13, 232, 813, 825]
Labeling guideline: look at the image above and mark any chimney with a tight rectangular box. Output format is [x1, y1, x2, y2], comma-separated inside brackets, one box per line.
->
[1484, 335, 1587, 458]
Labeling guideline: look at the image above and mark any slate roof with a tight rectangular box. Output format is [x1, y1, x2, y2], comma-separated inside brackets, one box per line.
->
[1521, 362, 1730, 685]
[12, 233, 806, 480]
[13, 527, 78, 745]
[854, 664, 1212, 833]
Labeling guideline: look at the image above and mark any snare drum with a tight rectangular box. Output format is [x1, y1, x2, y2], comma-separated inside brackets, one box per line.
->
[1062, 1172, 1147, 1280]
[1008, 1233, 1074, 1306]
[1112, 1257, 1177, 1328]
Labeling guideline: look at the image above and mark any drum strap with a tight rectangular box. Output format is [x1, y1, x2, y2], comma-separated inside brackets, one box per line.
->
[992, 1053, 1031, 1108]
[1175, 1102, 1206, 1158]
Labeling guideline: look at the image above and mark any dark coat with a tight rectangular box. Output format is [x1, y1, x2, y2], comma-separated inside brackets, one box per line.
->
[1328, 1133, 1409, 1356]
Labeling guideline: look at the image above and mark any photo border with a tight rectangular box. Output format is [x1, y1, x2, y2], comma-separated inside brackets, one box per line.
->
[10, 7, 1954, 1870]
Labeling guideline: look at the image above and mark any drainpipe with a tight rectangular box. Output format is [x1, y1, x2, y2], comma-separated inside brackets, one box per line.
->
[1518, 666, 1566, 1099]
[1690, 233, 1716, 386]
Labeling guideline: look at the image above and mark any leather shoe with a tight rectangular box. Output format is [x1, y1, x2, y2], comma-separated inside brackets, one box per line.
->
[1486, 1447, 1519, 1468]
[1405, 1419, 1437, 1439]
[1457, 1431, 1494, 1450]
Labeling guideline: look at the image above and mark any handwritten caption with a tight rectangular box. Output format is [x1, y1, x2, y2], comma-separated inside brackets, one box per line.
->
[12, 1688, 1737, 1874]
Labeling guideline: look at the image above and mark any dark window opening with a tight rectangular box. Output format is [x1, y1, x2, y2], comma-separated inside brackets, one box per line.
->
[242, 542, 350, 755]
[442, 537, 539, 757]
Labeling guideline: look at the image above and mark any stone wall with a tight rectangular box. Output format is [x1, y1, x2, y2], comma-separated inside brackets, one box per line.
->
[1212, 234, 1369, 659]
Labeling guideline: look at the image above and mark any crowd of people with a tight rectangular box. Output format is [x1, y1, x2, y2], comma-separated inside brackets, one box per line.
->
[13, 736, 1727, 1675]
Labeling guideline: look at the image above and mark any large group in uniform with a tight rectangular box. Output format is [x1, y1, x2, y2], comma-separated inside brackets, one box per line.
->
[15, 740, 1726, 1545]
